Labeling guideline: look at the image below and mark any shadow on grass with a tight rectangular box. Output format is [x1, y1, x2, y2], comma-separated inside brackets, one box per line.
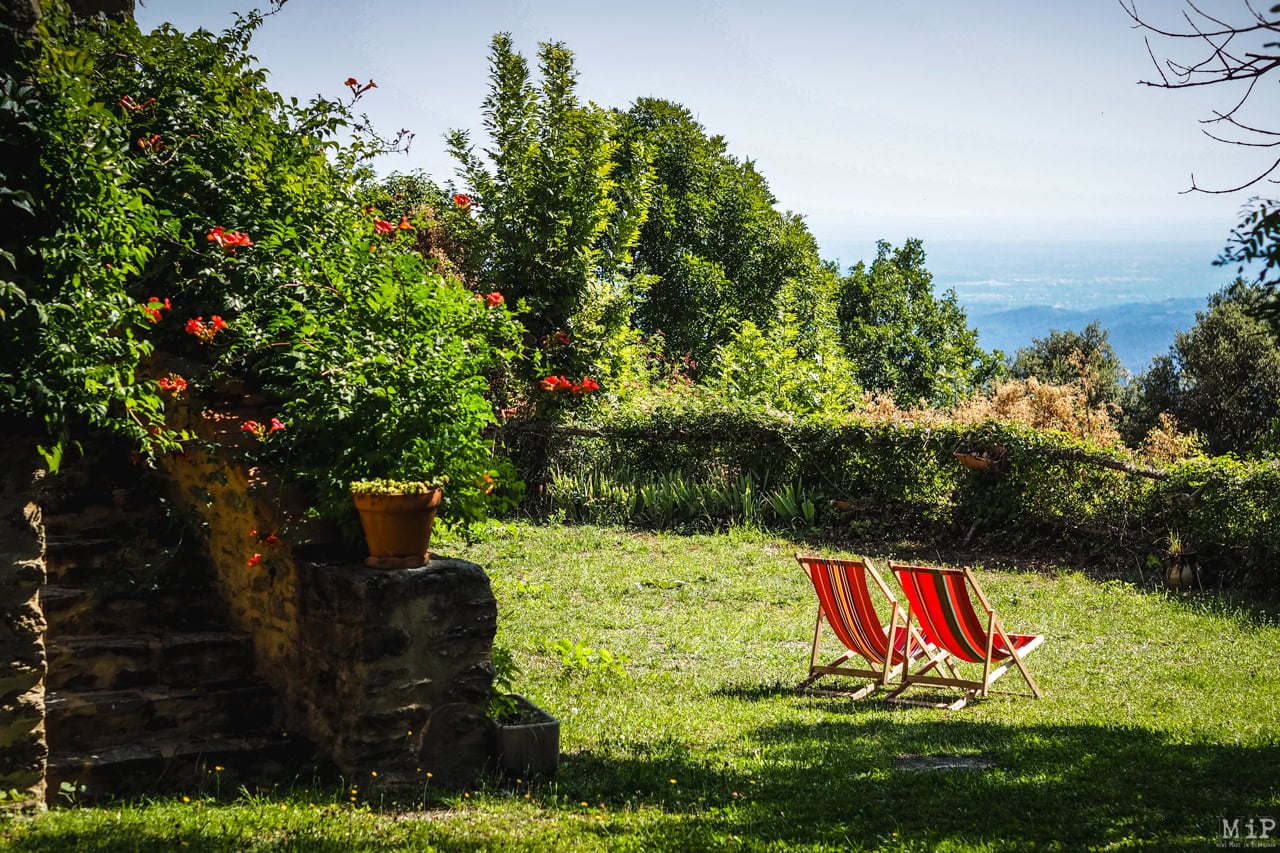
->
[711, 680, 797, 701]
[1155, 586, 1280, 631]
[10, 720, 1273, 852]
[4, 833, 372, 853]
[554, 715, 1277, 852]
[12, 712, 1269, 845]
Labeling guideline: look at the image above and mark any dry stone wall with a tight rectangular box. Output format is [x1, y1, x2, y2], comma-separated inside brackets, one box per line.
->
[0, 405, 499, 799]
[0, 446, 46, 811]
[294, 557, 495, 787]
[165, 407, 497, 789]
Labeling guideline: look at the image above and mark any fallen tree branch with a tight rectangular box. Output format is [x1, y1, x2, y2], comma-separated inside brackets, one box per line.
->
[1039, 447, 1171, 480]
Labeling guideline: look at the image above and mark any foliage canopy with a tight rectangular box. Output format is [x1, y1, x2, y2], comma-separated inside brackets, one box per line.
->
[3, 5, 521, 528]
[1125, 279, 1280, 457]
[1010, 320, 1126, 408]
[836, 239, 1001, 407]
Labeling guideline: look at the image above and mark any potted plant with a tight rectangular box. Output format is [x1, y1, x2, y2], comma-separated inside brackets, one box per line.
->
[350, 479, 445, 568]
[1163, 530, 1197, 590]
[252, 239, 524, 555]
[488, 645, 559, 778]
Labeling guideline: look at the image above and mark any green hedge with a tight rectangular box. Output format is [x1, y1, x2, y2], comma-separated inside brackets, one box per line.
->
[504, 409, 1280, 592]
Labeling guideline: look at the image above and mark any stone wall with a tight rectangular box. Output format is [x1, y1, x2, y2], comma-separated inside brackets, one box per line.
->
[295, 557, 495, 787]
[165, 440, 302, 696]
[165, 407, 497, 789]
[0, 446, 46, 811]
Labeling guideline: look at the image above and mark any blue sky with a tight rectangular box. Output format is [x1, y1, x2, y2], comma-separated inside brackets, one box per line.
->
[134, 1, 1271, 253]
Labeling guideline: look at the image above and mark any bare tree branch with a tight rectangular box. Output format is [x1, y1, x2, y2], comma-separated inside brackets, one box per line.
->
[1122, 0, 1280, 192]
[1122, 0, 1280, 42]
[1185, 156, 1280, 193]
[1144, 36, 1172, 85]
[1202, 109, 1280, 145]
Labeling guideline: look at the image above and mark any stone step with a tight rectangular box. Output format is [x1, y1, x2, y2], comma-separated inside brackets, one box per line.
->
[42, 527, 186, 586]
[46, 731, 317, 803]
[42, 534, 126, 581]
[42, 584, 227, 637]
[41, 504, 138, 537]
[46, 681, 278, 754]
[46, 631, 257, 692]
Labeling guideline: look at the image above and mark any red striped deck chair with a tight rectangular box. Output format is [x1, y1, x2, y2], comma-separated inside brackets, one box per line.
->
[891, 563, 1045, 709]
[796, 555, 953, 700]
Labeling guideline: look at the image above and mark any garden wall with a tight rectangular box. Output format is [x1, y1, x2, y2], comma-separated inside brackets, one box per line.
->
[0, 444, 46, 811]
[165, 406, 497, 788]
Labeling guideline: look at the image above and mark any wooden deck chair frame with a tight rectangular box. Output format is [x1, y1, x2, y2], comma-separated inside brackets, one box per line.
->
[796, 554, 954, 700]
[889, 562, 1045, 710]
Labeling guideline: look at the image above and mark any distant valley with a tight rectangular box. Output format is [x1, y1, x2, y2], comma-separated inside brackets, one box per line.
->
[818, 239, 1231, 379]
[967, 297, 1204, 375]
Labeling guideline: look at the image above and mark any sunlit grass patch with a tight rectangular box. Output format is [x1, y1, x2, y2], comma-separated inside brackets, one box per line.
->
[6, 523, 1278, 852]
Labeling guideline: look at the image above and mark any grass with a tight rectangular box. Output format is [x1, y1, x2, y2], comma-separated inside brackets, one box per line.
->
[4, 522, 1278, 851]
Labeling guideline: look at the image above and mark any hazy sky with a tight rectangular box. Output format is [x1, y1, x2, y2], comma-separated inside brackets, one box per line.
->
[133, 1, 1273, 252]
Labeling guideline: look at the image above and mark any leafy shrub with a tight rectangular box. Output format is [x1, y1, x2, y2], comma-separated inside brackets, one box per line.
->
[524, 403, 1280, 592]
[5, 6, 521, 529]
[1123, 279, 1280, 456]
[703, 321, 860, 416]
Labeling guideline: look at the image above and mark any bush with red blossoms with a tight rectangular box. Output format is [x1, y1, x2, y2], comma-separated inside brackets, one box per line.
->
[240, 418, 286, 441]
[344, 77, 377, 97]
[142, 296, 172, 323]
[185, 315, 228, 344]
[539, 375, 600, 396]
[6, 8, 523, 533]
[207, 225, 253, 251]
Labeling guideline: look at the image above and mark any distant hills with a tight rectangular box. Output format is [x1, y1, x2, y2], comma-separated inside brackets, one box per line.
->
[967, 297, 1205, 375]
[817, 238, 1230, 378]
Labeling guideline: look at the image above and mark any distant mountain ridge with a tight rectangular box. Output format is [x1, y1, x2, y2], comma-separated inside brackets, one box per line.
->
[815, 239, 1233, 378]
[967, 297, 1205, 374]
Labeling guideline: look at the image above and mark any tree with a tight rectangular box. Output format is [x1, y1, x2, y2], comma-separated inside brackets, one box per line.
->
[1124, 279, 1280, 455]
[1122, 0, 1280, 327]
[1009, 321, 1126, 408]
[703, 261, 862, 415]
[447, 34, 649, 353]
[836, 239, 1001, 406]
[620, 98, 824, 370]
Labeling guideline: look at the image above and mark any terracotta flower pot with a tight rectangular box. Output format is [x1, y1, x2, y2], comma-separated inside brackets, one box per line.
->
[1164, 554, 1197, 590]
[352, 487, 442, 569]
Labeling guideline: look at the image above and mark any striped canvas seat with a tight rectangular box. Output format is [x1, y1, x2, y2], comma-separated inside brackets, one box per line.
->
[891, 563, 1045, 709]
[796, 555, 953, 700]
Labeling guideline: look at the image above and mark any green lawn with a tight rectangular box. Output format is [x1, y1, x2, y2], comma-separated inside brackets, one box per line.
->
[5, 523, 1278, 851]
